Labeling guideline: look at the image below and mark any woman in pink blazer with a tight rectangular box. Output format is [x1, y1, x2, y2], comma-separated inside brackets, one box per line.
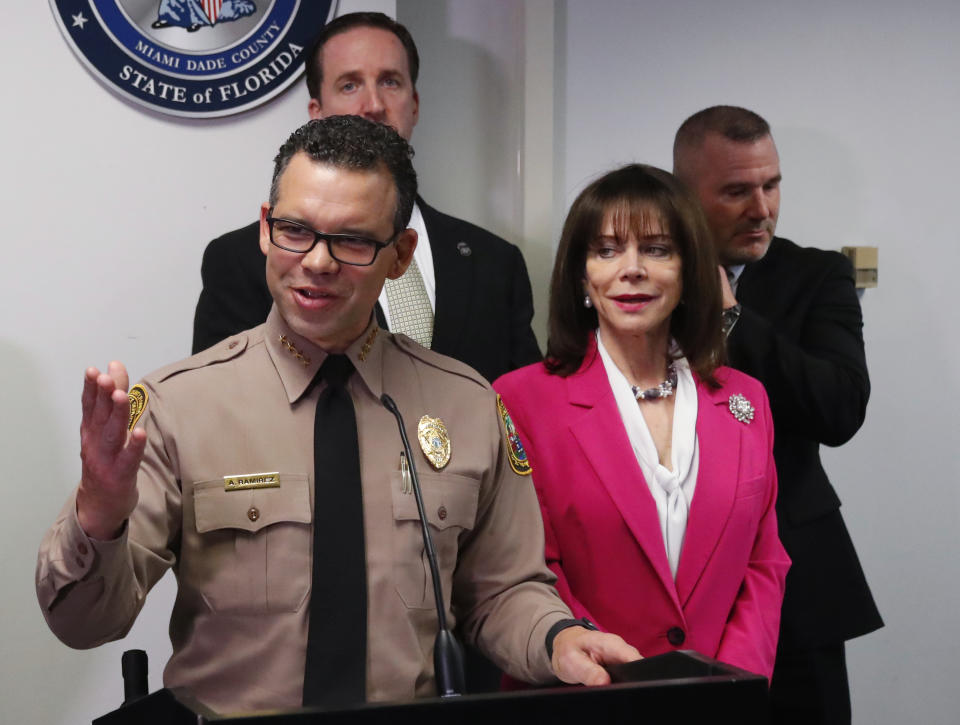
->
[495, 164, 789, 680]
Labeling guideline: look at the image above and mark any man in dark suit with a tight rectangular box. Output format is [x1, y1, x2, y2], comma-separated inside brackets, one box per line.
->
[192, 12, 541, 384]
[674, 106, 882, 724]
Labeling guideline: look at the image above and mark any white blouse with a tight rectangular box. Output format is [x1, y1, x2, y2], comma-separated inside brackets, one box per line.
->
[596, 332, 699, 579]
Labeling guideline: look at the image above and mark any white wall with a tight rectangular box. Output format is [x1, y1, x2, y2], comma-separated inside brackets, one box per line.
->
[557, 1, 960, 722]
[401, 0, 554, 343]
[402, 1, 525, 238]
[4, 1, 958, 723]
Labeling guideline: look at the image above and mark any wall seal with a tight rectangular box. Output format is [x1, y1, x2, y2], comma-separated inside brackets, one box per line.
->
[50, 1, 334, 118]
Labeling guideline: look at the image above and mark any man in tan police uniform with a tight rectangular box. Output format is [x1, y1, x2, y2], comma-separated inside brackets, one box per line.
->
[36, 116, 638, 714]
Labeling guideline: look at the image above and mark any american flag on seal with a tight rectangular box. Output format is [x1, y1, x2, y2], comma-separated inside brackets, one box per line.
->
[201, 0, 223, 23]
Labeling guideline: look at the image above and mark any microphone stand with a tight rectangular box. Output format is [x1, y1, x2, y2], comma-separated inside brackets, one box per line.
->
[381, 394, 466, 697]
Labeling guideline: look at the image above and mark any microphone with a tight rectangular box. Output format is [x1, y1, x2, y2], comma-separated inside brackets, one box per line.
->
[121, 649, 148, 705]
[381, 393, 465, 697]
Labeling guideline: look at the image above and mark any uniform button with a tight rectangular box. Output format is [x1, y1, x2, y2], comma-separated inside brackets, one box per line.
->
[667, 627, 685, 646]
[247, 507, 260, 522]
[78, 542, 88, 556]
[228, 341, 238, 349]
[437, 506, 447, 521]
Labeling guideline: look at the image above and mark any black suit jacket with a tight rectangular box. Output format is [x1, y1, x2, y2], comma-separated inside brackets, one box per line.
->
[192, 198, 542, 382]
[730, 236, 882, 650]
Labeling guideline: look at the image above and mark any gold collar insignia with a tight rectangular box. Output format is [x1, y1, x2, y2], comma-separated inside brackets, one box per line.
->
[279, 335, 311, 366]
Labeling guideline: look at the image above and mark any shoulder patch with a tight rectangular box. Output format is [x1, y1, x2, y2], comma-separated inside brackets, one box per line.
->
[128, 384, 148, 431]
[497, 395, 531, 476]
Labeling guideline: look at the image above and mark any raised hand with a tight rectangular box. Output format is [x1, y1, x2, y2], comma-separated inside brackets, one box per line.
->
[76, 361, 147, 540]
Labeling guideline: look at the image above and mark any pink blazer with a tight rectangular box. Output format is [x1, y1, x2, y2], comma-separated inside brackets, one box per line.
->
[494, 342, 790, 680]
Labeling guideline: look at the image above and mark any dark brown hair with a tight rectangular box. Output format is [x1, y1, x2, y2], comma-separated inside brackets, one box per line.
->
[545, 164, 725, 384]
[270, 116, 417, 235]
[304, 12, 420, 102]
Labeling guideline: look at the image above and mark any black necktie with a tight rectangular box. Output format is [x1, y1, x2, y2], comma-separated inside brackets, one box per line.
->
[302, 355, 367, 708]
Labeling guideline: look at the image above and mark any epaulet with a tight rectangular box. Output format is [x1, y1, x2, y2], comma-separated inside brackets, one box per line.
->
[390, 334, 489, 390]
[147, 330, 254, 384]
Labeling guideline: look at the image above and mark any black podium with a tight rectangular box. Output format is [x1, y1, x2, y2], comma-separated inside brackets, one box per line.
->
[94, 651, 768, 724]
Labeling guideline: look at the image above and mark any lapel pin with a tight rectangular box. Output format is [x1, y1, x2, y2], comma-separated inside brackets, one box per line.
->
[457, 241, 472, 257]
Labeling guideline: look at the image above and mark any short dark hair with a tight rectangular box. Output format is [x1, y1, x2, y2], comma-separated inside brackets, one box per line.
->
[673, 105, 771, 179]
[304, 12, 420, 101]
[545, 164, 725, 384]
[269, 115, 417, 235]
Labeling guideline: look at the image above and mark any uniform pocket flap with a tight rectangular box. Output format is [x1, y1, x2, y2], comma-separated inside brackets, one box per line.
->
[193, 474, 311, 534]
[391, 472, 480, 531]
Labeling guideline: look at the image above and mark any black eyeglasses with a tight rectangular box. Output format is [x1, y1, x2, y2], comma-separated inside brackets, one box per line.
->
[266, 216, 397, 266]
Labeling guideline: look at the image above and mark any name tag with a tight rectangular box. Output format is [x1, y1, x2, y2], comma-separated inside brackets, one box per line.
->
[223, 472, 281, 491]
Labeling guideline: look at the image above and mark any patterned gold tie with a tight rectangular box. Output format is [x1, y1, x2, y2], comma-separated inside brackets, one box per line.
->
[383, 257, 434, 348]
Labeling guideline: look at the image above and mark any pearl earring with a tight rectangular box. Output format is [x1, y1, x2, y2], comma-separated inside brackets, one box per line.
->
[584, 295, 593, 309]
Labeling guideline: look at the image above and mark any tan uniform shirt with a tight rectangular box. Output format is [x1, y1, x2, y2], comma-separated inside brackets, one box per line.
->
[36, 308, 569, 713]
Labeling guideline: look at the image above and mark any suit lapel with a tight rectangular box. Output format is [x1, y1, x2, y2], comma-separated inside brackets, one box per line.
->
[420, 198, 473, 356]
[674, 380, 742, 607]
[566, 347, 681, 607]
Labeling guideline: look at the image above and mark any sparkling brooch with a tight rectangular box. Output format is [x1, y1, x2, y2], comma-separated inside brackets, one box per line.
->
[728, 394, 755, 424]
